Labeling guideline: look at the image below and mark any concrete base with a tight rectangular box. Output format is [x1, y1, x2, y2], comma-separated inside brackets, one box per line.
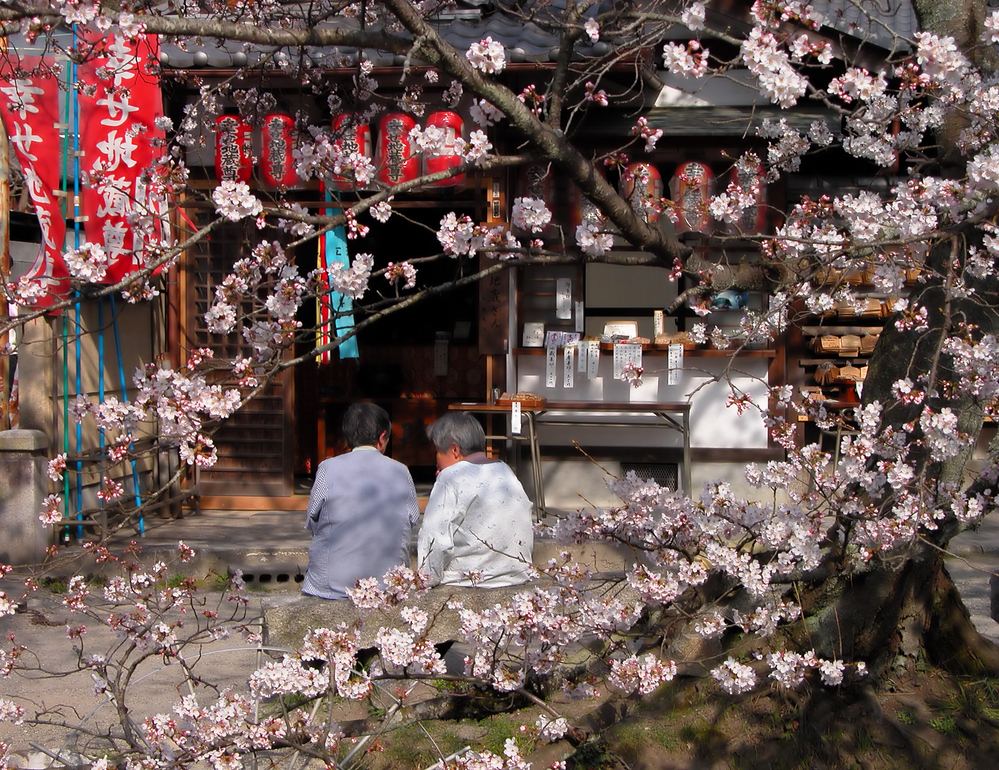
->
[0, 430, 51, 565]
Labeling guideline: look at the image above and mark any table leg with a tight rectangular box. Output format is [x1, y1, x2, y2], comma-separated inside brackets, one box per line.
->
[682, 411, 691, 494]
[525, 411, 545, 520]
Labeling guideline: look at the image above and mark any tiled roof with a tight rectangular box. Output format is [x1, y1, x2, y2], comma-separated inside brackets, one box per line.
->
[158, 0, 918, 68]
[812, 0, 918, 52]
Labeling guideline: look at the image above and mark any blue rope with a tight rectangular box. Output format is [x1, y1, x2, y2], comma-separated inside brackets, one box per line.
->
[71, 34, 84, 541]
[111, 294, 144, 533]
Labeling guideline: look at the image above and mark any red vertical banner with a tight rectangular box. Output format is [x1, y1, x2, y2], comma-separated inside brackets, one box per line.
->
[0, 58, 69, 307]
[78, 34, 166, 284]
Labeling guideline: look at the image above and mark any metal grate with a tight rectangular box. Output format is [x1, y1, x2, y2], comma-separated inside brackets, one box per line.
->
[621, 462, 679, 491]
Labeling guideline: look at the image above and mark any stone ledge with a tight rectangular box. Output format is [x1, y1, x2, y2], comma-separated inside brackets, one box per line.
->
[262, 576, 636, 652]
[0, 429, 48, 453]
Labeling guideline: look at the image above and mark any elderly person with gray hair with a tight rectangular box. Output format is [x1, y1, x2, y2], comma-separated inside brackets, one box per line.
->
[418, 412, 534, 587]
[303, 402, 421, 600]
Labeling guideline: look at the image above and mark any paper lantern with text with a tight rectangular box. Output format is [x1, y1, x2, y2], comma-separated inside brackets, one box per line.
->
[215, 115, 253, 183]
[670, 160, 714, 234]
[330, 114, 373, 191]
[424, 110, 465, 188]
[620, 162, 664, 225]
[376, 112, 419, 186]
[729, 159, 768, 235]
[261, 113, 299, 188]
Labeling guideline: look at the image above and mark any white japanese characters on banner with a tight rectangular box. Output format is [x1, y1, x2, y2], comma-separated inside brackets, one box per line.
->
[0, 58, 70, 307]
[78, 33, 167, 284]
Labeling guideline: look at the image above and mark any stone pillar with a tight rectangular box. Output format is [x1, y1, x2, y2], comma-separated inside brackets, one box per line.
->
[0, 429, 51, 565]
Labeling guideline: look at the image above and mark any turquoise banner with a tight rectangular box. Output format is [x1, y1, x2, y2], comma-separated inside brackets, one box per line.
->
[324, 201, 359, 359]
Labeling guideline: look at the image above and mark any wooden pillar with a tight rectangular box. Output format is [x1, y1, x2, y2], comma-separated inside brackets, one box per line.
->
[0, 118, 10, 430]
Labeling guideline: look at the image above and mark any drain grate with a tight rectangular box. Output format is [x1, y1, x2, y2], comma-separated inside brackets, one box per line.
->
[620, 462, 679, 491]
[230, 567, 305, 590]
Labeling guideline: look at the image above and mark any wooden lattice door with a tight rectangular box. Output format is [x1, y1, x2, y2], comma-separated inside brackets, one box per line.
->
[180, 214, 294, 499]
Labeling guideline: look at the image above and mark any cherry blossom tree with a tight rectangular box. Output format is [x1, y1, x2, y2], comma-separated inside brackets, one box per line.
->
[2, 0, 999, 767]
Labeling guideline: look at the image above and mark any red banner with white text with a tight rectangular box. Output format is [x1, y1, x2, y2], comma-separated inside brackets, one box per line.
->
[0, 57, 70, 308]
[78, 34, 167, 284]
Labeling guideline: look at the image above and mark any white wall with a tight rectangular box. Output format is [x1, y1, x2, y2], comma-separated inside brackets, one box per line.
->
[515, 352, 769, 449]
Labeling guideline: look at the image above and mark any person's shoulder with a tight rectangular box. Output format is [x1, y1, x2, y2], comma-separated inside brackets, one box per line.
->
[373, 452, 414, 472]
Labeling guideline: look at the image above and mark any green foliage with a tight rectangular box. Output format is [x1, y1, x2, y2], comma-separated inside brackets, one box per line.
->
[895, 708, 916, 725]
[167, 573, 198, 589]
[928, 714, 959, 738]
[567, 737, 616, 769]
[40, 576, 67, 594]
[609, 718, 682, 755]
[478, 716, 523, 756]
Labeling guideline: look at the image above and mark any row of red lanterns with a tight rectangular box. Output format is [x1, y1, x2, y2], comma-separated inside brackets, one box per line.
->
[214, 111, 467, 190]
[526, 159, 767, 238]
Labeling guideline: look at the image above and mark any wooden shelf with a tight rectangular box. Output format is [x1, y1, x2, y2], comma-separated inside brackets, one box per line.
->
[514, 347, 775, 358]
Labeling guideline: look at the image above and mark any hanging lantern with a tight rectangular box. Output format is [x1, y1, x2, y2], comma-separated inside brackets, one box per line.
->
[329, 113, 373, 191]
[214, 115, 253, 183]
[619, 162, 664, 225]
[423, 111, 465, 188]
[569, 184, 604, 232]
[515, 162, 555, 239]
[376, 112, 419, 186]
[669, 160, 714, 234]
[729, 159, 768, 235]
[261, 113, 298, 189]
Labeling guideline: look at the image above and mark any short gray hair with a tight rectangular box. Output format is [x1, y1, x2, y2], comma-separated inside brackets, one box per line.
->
[426, 412, 485, 456]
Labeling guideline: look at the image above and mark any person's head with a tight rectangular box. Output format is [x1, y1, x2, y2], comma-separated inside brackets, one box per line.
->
[426, 412, 485, 471]
[342, 402, 391, 451]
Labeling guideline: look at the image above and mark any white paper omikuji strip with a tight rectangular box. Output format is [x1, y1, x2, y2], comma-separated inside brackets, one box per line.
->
[563, 345, 575, 389]
[545, 344, 558, 388]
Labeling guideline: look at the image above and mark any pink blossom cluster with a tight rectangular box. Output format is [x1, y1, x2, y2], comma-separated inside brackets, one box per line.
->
[511, 197, 552, 234]
[466, 36, 506, 74]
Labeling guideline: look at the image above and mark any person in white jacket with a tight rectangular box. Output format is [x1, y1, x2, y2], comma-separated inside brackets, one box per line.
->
[418, 412, 534, 587]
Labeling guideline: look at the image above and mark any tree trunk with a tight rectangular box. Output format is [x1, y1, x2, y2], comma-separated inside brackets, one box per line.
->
[791, 552, 999, 679]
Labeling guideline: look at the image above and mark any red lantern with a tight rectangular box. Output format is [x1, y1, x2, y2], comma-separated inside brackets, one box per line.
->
[424, 111, 465, 188]
[620, 162, 664, 225]
[729, 160, 768, 235]
[376, 112, 419, 186]
[261, 113, 298, 188]
[330, 114, 373, 191]
[669, 160, 714, 234]
[215, 115, 252, 183]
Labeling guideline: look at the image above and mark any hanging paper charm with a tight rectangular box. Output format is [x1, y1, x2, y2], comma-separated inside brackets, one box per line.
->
[215, 114, 253, 183]
[376, 112, 418, 186]
[261, 112, 298, 188]
[424, 111, 465, 188]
